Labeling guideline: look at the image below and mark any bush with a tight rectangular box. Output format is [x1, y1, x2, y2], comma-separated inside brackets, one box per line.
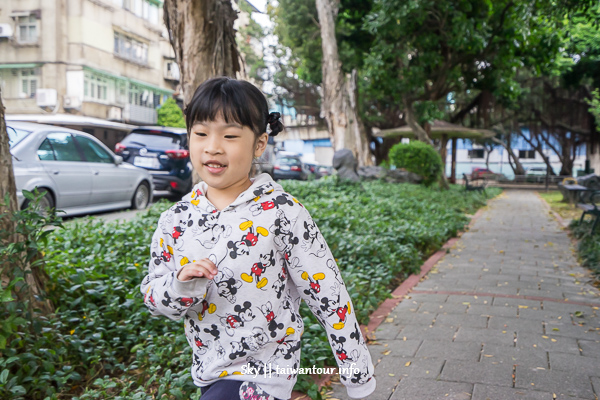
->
[569, 219, 600, 279]
[388, 141, 443, 186]
[157, 98, 185, 128]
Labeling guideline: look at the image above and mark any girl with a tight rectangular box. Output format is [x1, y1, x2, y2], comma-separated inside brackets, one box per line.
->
[140, 77, 376, 400]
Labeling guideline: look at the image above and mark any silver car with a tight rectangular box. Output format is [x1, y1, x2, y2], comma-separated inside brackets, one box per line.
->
[8, 121, 153, 217]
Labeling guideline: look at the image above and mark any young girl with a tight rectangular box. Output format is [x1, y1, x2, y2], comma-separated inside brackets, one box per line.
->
[140, 77, 376, 400]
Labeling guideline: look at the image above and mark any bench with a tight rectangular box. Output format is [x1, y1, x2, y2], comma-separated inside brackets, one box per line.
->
[560, 183, 589, 205]
[578, 190, 600, 234]
[463, 173, 487, 192]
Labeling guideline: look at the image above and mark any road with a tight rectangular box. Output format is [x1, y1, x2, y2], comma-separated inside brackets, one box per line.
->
[62, 191, 179, 225]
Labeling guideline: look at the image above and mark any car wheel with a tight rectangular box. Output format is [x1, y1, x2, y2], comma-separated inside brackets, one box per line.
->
[131, 182, 150, 210]
[22, 188, 55, 217]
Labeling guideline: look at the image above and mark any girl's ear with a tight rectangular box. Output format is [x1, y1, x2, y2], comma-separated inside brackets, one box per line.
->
[254, 132, 269, 158]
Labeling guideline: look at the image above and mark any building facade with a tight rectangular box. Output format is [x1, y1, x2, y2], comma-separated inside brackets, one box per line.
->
[0, 0, 178, 146]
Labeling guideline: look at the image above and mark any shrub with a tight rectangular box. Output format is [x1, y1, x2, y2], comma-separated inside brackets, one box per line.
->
[388, 141, 443, 186]
[157, 98, 185, 128]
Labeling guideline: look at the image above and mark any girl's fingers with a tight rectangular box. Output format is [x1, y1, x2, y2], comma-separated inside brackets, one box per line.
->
[197, 259, 218, 275]
[194, 264, 216, 279]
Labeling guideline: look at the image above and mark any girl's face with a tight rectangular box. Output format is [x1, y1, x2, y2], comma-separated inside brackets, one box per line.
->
[189, 117, 268, 196]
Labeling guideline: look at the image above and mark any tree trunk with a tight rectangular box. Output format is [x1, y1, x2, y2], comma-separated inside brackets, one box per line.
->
[0, 92, 53, 315]
[403, 99, 433, 144]
[315, 0, 373, 166]
[163, 0, 241, 107]
[519, 130, 556, 175]
[492, 136, 526, 175]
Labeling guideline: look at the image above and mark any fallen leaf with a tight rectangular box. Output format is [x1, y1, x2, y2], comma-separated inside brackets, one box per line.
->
[552, 328, 560, 331]
[518, 305, 528, 309]
[542, 336, 549, 339]
[385, 317, 394, 323]
[574, 311, 584, 318]
[382, 350, 391, 355]
[551, 339, 557, 342]
[405, 361, 411, 367]
[462, 302, 470, 305]
[388, 373, 395, 376]
[483, 354, 494, 358]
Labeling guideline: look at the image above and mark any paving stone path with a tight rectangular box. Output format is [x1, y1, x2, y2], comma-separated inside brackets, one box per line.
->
[327, 190, 600, 400]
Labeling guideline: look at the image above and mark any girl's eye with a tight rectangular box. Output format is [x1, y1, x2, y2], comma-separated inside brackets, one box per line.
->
[194, 132, 207, 137]
[225, 135, 239, 139]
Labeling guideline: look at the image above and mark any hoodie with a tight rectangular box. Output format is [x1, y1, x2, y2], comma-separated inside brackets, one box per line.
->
[140, 173, 376, 400]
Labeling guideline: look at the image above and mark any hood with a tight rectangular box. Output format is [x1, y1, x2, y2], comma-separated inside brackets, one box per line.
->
[182, 173, 285, 211]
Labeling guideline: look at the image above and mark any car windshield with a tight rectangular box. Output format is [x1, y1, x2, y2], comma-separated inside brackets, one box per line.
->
[122, 131, 182, 150]
[7, 126, 32, 148]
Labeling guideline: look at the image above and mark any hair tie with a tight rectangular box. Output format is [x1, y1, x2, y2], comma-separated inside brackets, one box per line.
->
[267, 112, 281, 125]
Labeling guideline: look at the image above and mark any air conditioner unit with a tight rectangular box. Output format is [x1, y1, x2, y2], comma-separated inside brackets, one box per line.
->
[108, 106, 122, 121]
[36, 89, 58, 108]
[63, 95, 82, 109]
[0, 24, 13, 38]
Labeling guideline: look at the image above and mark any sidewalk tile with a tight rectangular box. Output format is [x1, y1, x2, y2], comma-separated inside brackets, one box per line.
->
[439, 360, 513, 387]
[515, 366, 596, 399]
[434, 313, 489, 329]
[488, 316, 544, 334]
[375, 356, 444, 379]
[396, 325, 457, 342]
[480, 343, 548, 369]
[471, 384, 551, 400]
[548, 352, 600, 373]
[454, 327, 515, 347]
[389, 378, 472, 400]
[467, 304, 518, 318]
[515, 332, 580, 354]
[578, 339, 600, 358]
[415, 340, 481, 361]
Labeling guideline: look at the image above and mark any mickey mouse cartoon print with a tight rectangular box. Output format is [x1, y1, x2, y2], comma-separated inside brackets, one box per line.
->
[140, 173, 376, 400]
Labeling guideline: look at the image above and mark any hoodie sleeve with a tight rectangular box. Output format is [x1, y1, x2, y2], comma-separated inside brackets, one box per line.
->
[286, 206, 376, 399]
[140, 209, 210, 321]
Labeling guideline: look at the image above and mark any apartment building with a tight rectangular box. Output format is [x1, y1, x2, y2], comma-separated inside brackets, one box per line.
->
[0, 0, 179, 146]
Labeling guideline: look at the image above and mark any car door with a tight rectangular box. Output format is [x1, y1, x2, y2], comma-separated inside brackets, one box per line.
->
[38, 132, 93, 209]
[74, 134, 133, 204]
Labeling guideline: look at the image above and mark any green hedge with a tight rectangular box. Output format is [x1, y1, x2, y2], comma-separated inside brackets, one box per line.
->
[388, 141, 443, 186]
[0, 179, 500, 399]
[569, 219, 600, 278]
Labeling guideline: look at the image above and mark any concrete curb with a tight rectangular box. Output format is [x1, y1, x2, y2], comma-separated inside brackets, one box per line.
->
[290, 194, 498, 400]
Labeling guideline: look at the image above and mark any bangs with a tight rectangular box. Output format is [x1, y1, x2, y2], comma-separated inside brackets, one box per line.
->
[185, 78, 266, 136]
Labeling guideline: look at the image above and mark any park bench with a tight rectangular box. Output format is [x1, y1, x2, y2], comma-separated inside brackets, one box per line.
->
[463, 173, 487, 192]
[577, 190, 600, 234]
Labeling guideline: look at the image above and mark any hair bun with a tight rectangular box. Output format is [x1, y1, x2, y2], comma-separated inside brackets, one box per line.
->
[267, 111, 284, 136]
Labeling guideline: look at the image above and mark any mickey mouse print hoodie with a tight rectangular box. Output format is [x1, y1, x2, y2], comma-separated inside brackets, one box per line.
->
[140, 173, 376, 400]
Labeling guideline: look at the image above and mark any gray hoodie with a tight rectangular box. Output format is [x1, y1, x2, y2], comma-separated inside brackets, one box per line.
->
[140, 173, 376, 399]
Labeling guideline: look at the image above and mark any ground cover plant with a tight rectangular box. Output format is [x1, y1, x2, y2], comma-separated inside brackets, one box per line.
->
[0, 178, 499, 400]
[537, 191, 600, 282]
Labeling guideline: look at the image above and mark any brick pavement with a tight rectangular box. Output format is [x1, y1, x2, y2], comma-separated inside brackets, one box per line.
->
[327, 191, 600, 400]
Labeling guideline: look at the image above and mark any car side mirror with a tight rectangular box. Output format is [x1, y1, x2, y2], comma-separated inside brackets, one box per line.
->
[114, 155, 123, 165]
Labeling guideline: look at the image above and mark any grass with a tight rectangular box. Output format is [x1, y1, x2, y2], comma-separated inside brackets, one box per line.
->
[537, 191, 583, 222]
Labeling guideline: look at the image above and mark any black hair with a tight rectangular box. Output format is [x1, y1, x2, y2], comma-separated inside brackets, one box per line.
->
[184, 77, 284, 139]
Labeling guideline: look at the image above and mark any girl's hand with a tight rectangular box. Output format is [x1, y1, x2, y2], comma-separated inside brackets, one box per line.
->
[177, 258, 218, 281]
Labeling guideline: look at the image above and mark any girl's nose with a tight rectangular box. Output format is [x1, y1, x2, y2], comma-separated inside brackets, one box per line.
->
[204, 136, 223, 154]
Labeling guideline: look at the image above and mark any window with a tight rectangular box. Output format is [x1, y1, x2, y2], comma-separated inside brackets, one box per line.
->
[468, 149, 485, 159]
[128, 83, 160, 108]
[84, 72, 113, 103]
[37, 138, 55, 161]
[75, 136, 114, 163]
[45, 133, 82, 162]
[8, 126, 32, 148]
[114, 32, 149, 65]
[17, 14, 38, 43]
[519, 150, 536, 159]
[19, 68, 39, 98]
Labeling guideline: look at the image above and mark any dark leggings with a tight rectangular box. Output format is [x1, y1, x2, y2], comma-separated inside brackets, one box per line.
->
[200, 380, 285, 400]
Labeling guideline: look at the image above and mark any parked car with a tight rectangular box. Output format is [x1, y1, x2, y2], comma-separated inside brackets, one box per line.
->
[273, 154, 310, 180]
[115, 126, 193, 195]
[8, 121, 153, 217]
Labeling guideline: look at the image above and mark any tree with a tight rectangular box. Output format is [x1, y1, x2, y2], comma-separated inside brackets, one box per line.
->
[271, 0, 376, 166]
[0, 91, 54, 318]
[157, 98, 185, 128]
[163, 0, 241, 107]
[315, 0, 372, 166]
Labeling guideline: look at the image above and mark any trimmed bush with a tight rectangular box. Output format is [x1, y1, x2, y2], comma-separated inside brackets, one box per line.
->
[388, 141, 443, 186]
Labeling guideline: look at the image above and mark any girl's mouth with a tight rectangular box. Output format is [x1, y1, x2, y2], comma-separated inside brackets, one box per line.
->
[204, 163, 227, 174]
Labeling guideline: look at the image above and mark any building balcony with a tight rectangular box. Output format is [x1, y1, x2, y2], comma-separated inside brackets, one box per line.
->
[124, 103, 157, 125]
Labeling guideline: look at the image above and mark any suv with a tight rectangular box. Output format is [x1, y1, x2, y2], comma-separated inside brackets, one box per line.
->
[273, 154, 309, 180]
[115, 126, 193, 195]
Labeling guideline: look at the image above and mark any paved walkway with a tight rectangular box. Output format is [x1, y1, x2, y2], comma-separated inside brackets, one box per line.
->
[328, 191, 600, 400]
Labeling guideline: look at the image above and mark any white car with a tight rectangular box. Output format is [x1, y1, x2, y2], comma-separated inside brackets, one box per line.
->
[8, 121, 153, 217]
